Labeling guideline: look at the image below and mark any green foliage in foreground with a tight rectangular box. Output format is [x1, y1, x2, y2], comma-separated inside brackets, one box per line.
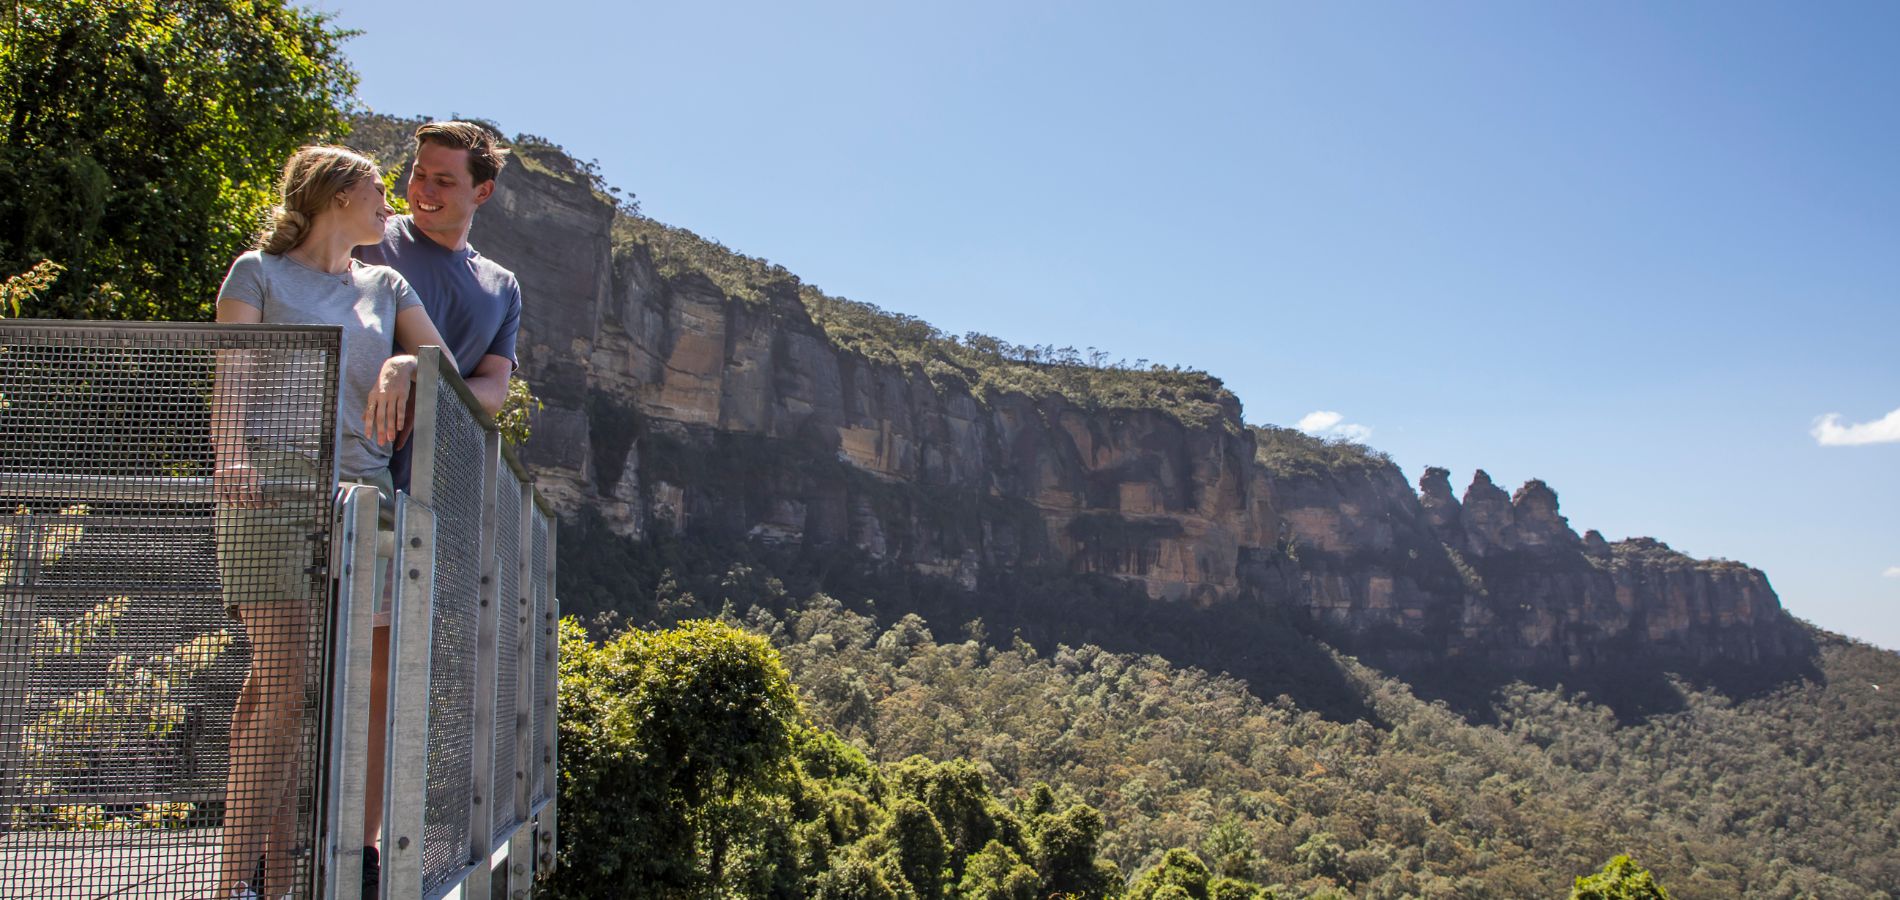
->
[1572, 855, 1673, 900]
[495, 375, 542, 448]
[611, 213, 1236, 427]
[1, 259, 63, 318]
[0, 0, 357, 320]
[550, 617, 1121, 899]
[2, 507, 226, 831]
[1122, 848, 1279, 900]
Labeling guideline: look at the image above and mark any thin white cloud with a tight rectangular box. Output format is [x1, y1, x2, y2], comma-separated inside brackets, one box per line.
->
[1884, 566, 1900, 579]
[1297, 410, 1373, 443]
[1812, 407, 1900, 446]
[1297, 410, 1343, 432]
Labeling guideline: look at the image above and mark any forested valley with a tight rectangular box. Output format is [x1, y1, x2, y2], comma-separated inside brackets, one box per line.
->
[547, 525, 1900, 898]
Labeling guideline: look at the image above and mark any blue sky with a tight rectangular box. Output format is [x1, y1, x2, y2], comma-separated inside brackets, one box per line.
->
[317, 1, 1899, 649]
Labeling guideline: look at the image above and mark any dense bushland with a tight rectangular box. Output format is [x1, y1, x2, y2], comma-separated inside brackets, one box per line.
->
[552, 617, 1146, 899]
[748, 596, 1897, 898]
[1249, 426, 1393, 479]
[567, 532, 1893, 900]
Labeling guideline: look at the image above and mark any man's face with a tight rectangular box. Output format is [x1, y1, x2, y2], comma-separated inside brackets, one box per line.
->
[407, 141, 493, 239]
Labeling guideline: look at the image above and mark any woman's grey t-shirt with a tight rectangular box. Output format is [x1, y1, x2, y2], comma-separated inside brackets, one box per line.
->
[217, 250, 423, 478]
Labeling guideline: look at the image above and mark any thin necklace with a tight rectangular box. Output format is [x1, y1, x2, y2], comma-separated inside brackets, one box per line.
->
[284, 250, 354, 284]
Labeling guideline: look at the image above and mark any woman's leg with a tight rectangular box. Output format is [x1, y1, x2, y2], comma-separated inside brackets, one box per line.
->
[220, 599, 310, 896]
[221, 611, 265, 895]
[217, 452, 337, 894]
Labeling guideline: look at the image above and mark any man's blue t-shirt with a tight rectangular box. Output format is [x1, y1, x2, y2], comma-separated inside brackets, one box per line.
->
[357, 215, 520, 374]
[356, 215, 522, 489]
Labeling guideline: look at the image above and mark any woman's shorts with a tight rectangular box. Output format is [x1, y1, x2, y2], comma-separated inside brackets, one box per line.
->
[216, 453, 391, 617]
[215, 451, 328, 617]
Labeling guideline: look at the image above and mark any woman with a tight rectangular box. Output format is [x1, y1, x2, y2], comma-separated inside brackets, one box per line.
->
[213, 145, 455, 900]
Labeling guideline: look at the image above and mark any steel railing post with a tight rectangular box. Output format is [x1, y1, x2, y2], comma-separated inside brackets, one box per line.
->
[463, 429, 504, 898]
[506, 479, 537, 898]
[382, 495, 434, 898]
[537, 516, 560, 875]
[321, 484, 381, 900]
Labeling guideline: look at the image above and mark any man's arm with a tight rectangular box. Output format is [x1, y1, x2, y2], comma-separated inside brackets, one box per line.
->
[469, 278, 523, 419]
[464, 354, 512, 418]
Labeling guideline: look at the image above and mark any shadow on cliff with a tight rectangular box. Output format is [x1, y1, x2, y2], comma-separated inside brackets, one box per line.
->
[886, 567, 1383, 726]
[557, 507, 1382, 725]
[1375, 642, 1822, 725]
[559, 505, 1826, 728]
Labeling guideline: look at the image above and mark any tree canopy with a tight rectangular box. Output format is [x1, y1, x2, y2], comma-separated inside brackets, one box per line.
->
[552, 617, 1122, 899]
[0, 0, 357, 320]
[1573, 855, 1674, 900]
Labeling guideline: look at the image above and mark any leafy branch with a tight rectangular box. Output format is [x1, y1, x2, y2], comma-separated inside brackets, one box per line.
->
[0, 259, 63, 319]
[2, 505, 231, 831]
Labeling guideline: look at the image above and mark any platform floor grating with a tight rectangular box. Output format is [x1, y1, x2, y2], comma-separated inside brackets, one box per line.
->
[0, 828, 239, 899]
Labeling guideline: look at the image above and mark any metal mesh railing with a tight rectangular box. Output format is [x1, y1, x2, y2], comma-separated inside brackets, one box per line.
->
[0, 321, 337, 900]
[530, 509, 553, 806]
[492, 472, 523, 845]
[0, 332, 561, 898]
[375, 346, 560, 900]
[418, 370, 484, 895]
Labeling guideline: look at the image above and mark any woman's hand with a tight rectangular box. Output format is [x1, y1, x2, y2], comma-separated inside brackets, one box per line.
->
[215, 458, 264, 508]
[366, 354, 418, 446]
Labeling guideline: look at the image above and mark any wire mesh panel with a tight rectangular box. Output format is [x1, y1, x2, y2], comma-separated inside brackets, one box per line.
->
[415, 363, 484, 895]
[491, 467, 524, 846]
[529, 508, 553, 807]
[0, 321, 337, 900]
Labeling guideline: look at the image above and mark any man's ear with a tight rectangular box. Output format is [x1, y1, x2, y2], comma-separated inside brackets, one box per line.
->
[473, 180, 496, 206]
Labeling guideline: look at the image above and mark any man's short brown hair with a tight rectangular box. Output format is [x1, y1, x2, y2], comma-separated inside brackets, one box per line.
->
[413, 121, 510, 184]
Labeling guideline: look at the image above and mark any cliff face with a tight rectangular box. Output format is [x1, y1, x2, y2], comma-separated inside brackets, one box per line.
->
[1268, 459, 1807, 671]
[471, 145, 1808, 674]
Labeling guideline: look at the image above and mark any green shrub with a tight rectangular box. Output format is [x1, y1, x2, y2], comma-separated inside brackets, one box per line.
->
[549, 614, 1121, 899]
[1572, 855, 1673, 900]
[1130, 848, 1213, 900]
[550, 618, 799, 897]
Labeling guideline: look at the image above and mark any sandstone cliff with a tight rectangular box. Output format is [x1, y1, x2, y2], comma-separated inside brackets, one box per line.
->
[456, 137, 1808, 675]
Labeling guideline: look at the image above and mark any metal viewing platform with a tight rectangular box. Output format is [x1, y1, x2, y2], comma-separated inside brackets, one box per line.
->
[0, 321, 558, 899]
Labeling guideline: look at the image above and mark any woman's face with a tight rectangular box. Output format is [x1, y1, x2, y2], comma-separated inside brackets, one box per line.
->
[333, 173, 394, 247]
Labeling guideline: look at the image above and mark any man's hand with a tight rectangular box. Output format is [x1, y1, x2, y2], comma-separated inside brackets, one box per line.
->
[366, 355, 419, 446]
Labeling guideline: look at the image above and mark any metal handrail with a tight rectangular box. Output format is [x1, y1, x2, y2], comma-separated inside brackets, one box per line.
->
[1, 321, 347, 897]
[0, 324, 556, 900]
[0, 473, 311, 501]
[326, 346, 558, 900]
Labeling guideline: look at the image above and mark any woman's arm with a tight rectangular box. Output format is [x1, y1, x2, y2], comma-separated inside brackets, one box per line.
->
[364, 305, 460, 447]
[213, 298, 264, 505]
[392, 305, 457, 369]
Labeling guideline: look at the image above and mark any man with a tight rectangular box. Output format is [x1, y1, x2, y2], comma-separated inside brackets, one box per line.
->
[358, 120, 519, 444]
[351, 121, 520, 898]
